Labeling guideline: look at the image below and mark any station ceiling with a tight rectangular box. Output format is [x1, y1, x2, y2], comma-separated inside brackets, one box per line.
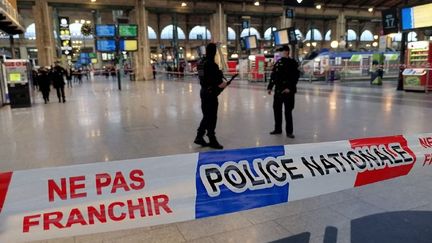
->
[216, 0, 430, 9]
[16, 0, 432, 10]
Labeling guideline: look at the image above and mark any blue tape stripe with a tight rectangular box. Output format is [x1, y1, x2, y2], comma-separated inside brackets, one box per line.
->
[195, 146, 288, 219]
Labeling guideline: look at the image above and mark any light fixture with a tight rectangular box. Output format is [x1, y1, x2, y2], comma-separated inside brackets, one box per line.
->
[231, 53, 239, 59]
[316, 4, 322, 9]
[366, 44, 371, 47]
[80, 19, 85, 24]
[368, 7, 373, 12]
[86, 20, 91, 24]
[297, 0, 303, 3]
[254, 1, 260, 6]
[312, 42, 317, 47]
[373, 35, 379, 40]
[181, 2, 187, 7]
[372, 42, 378, 47]
[306, 43, 311, 47]
[330, 40, 338, 49]
[91, 0, 96, 2]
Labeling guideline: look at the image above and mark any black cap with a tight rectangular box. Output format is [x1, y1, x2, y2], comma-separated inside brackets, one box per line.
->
[277, 45, 290, 52]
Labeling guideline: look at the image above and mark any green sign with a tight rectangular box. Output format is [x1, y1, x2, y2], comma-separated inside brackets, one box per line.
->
[350, 54, 361, 62]
[89, 52, 97, 58]
[119, 25, 137, 37]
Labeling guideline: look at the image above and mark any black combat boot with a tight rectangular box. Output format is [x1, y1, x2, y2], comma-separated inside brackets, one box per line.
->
[194, 133, 208, 146]
[208, 136, 223, 150]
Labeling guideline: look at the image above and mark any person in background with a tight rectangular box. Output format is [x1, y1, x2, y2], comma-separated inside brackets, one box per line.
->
[31, 69, 39, 90]
[267, 45, 299, 138]
[110, 66, 116, 80]
[51, 62, 67, 103]
[104, 66, 110, 79]
[66, 67, 73, 88]
[167, 65, 172, 79]
[152, 63, 156, 79]
[38, 67, 51, 104]
[77, 68, 83, 84]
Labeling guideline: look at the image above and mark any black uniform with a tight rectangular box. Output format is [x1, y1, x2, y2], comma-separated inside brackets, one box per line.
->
[267, 56, 299, 136]
[51, 65, 66, 103]
[38, 69, 51, 103]
[197, 57, 223, 139]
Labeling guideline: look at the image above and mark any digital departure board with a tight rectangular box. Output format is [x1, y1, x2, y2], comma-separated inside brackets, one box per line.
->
[401, 3, 432, 30]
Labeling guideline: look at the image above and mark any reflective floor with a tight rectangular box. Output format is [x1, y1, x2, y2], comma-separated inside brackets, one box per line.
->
[1, 76, 432, 242]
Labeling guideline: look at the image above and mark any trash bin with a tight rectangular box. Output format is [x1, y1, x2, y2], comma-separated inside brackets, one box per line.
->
[129, 72, 135, 81]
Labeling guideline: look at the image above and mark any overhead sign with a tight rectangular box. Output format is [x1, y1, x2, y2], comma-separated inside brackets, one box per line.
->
[120, 39, 138, 52]
[1, 133, 432, 242]
[285, 9, 294, 19]
[274, 29, 288, 45]
[401, 3, 432, 30]
[58, 17, 72, 56]
[96, 39, 116, 52]
[288, 27, 298, 45]
[241, 35, 258, 50]
[95, 25, 116, 37]
[118, 24, 138, 38]
[382, 8, 398, 35]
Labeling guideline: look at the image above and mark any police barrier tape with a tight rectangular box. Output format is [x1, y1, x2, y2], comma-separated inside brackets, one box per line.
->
[1, 133, 432, 242]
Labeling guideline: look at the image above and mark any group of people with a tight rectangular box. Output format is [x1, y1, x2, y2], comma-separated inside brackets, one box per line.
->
[33, 62, 67, 104]
[194, 43, 299, 149]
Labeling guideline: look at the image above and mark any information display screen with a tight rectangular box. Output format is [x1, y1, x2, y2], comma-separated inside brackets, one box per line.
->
[241, 35, 258, 50]
[273, 29, 289, 45]
[96, 39, 116, 52]
[96, 25, 116, 37]
[401, 3, 432, 30]
[118, 25, 138, 37]
[120, 39, 138, 52]
[9, 73, 21, 82]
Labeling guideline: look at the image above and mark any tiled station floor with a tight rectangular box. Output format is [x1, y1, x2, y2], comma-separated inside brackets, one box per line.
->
[1, 76, 432, 242]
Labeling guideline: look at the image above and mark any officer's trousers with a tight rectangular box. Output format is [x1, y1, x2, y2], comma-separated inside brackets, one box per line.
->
[197, 90, 218, 138]
[273, 93, 295, 135]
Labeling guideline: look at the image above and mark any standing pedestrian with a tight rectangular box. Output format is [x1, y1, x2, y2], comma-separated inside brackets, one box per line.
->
[38, 67, 51, 104]
[267, 45, 299, 138]
[194, 43, 228, 149]
[66, 67, 73, 88]
[51, 62, 67, 103]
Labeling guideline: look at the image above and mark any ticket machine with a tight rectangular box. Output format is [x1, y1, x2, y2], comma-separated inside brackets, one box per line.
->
[3, 59, 32, 108]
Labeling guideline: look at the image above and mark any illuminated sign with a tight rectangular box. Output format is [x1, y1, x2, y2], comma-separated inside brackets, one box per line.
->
[118, 25, 138, 37]
[96, 39, 116, 52]
[401, 3, 432, 30]
[120, 39, 138, 52]
[241, 35, 258, 50]
[96, 25, 116, 37]
[58, 17, 72, 55]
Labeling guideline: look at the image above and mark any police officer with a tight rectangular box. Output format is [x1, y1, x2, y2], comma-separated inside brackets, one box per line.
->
[267, 45, 299, 138]
[194, 43, 227, 149]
